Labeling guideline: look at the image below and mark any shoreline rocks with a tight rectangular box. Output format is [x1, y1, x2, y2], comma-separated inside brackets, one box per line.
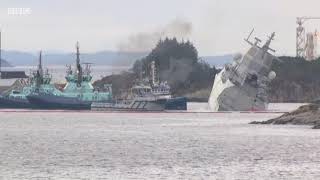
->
[250, 104, 320, 129]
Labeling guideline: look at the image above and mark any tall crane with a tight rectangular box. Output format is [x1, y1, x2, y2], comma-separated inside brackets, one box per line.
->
[0, 30, 2, 79]
[296, 17, 320, 58]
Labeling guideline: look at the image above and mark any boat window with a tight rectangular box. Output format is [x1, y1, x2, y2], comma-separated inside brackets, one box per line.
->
[12, 91, 20, 94]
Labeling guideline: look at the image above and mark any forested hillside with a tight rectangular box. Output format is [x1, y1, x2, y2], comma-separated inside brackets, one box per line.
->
[268, 56, 320, 103]
[94, 38, 320, 103]
[94, 38, 218, 100]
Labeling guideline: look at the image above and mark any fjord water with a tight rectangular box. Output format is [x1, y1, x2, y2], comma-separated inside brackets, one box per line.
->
[1, 104, 320, 179]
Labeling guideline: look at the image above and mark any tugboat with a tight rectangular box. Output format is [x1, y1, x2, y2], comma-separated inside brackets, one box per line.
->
[0, 51, 58, 108]
[149, 61, 187, 110]
[150, 82, 187, 110]
[27, 42, 112, 110]
[92, 84, 168, 111]
[92, 61, 187, 111]
[208, 31, 280, 111]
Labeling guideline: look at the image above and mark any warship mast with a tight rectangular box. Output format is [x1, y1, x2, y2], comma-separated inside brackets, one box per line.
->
[261, 32, 276, 58]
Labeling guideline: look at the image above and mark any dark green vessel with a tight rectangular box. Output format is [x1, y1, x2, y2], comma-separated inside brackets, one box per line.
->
[0, 51, 58, 108]
[27, 42, 112, 110]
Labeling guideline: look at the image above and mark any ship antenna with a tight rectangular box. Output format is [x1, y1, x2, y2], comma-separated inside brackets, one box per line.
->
[38, 50, 43, 75]
[76, 42, 82, 87]
[76, 42, 80, 66]
[262, 32, 276, 53]
[35, 51, 44, 88]
[245, 28, 255, 46]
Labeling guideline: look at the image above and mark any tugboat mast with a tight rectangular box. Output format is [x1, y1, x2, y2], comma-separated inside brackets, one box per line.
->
[35, 51, 44, 88]
[38, 51, 43, 76]
[76, 42, 83, 87]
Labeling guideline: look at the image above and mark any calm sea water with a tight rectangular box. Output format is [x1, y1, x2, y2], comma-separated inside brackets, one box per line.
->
[0, 104, 320, 179]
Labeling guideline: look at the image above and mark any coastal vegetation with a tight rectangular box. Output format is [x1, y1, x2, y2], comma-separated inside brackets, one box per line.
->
[94, 38, 320, 102]
[269, 56, 320, 103]
[94, 38, 218, 100]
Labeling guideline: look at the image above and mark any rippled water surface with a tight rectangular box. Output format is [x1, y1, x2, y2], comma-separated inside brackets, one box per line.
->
[1, 111, 320, 179]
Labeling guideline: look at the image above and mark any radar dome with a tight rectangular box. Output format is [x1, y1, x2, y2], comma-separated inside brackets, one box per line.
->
[268, 71, 276, 80]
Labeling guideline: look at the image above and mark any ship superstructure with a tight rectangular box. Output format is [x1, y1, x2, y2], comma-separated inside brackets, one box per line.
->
[208, 31, 279, 111]
[61, 43, 111, 101]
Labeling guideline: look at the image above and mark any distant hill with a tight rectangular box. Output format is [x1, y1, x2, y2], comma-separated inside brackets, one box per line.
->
[1, 51, 35, 66]
[1, 50, 233, 68]
[2, 50, 146, 66]
[200, 54, 233, 68]
[0, 59, 13, 67]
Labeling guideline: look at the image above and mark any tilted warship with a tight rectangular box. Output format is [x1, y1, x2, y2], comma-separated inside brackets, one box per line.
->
[208, 31, 279, 111]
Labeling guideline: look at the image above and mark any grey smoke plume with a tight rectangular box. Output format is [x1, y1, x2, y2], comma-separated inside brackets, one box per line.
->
[160, 58, 194, 84]
[118, 19, 192, 52]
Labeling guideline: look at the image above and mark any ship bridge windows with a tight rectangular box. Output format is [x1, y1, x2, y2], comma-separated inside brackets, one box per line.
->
[12, 90, 21, 94]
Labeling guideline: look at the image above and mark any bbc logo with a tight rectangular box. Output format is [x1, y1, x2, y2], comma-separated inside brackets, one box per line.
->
[8, 8, 32, 16]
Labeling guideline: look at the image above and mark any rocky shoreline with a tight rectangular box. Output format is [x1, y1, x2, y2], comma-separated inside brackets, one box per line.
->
[250, 104, 320, 129]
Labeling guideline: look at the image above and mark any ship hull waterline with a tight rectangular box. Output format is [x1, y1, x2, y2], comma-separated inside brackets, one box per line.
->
[0, 96, 35, 109]
[0, 94, 187, 111]
[26, 94, 94, 110]
[209, 70, 267, 112]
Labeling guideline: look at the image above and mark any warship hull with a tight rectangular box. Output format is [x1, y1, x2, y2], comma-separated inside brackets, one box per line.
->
[208, 70, 266, 111]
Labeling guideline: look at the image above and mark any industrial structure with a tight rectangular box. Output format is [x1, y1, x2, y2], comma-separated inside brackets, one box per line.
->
[296, 17, 320, 60]
[0, 30, 2, 79]
[305, 31, 318, 60]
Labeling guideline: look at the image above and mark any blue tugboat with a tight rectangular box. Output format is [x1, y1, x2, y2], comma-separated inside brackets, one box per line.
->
[149, 61, 187, 110]
[27, 42, 112, 110]
[151, 81, 187, 110]
[0, 51, 59, 108]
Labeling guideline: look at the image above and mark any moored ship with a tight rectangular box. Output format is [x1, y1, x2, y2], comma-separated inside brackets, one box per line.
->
[27, 42, 112, 110]
[92, 85, 168, 111]
[0, 51, 58, 108]
[92, 61, 187, 111]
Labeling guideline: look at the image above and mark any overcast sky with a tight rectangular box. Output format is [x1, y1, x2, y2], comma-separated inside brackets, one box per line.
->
[1, 0, 320, 56]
